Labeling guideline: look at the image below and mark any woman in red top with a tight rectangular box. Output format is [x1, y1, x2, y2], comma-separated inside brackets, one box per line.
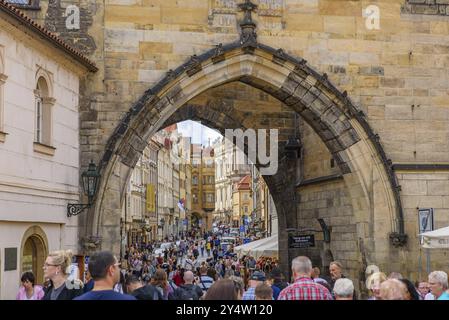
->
[172, 267, 185, 287]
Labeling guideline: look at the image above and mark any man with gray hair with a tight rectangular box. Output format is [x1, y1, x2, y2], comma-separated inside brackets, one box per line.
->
[428, 271, 449, 300]
[277, 256, 333, 300]
[333, 278, 354, 300]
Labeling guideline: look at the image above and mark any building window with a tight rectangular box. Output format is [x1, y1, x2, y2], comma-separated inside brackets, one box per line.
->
[202, 175, 214, 185]
[193, 194, 198, 204]
[205, 159, 214, 168]
[34, 74, 55, 148]
[206, 193, 214, 203]
[244, 206, 248, 213]
[192, 175, 198, 185]
[35, 96, 42, 142]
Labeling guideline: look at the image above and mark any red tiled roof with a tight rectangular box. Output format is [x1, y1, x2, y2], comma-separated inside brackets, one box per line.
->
[237, 175, 251, 190]
[0, 0, 98, 72]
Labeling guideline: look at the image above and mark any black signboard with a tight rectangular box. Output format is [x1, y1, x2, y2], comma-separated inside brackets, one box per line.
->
[289, 235, 315, 248]
[5, 247, 17, 271]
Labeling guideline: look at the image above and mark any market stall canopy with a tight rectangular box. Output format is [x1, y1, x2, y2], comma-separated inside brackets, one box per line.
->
[252, 238, 278, 259]
[234, 235, 278, 259]
[419, 226, 449, 249]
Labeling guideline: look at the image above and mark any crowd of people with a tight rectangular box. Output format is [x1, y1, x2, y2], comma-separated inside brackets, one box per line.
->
[13, 232, 449, 300]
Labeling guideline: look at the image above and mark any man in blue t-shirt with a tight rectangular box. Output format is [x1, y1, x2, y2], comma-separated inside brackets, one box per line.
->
[75, 251, 136, 300]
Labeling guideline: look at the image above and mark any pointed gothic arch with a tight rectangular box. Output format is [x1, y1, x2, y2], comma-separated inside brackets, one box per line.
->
[82, 5, 407, 276]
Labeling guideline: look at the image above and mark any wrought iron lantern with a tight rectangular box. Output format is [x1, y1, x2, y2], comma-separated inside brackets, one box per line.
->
[67, 161, 100, 217]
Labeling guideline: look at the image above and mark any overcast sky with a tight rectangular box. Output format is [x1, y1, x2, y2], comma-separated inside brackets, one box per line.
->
[176, 120, 222, 146]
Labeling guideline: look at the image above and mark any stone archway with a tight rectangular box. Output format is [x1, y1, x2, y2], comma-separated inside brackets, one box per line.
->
[84, 12, 406, 279]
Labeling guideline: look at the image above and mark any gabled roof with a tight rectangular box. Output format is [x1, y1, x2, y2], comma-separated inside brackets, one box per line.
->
[237, 175, 251, 190]
[0, 0, 97, 72]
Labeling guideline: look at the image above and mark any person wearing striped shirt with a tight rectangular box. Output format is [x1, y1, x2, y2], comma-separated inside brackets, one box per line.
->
[198, 266, 214, 293]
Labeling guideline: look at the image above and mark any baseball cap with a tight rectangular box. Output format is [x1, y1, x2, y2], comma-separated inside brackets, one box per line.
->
[250, 271, 266, 282]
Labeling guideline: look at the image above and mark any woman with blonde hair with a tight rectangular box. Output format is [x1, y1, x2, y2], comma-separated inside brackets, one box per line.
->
[42, 250, 84, 300]
[366, 272, 387, 300]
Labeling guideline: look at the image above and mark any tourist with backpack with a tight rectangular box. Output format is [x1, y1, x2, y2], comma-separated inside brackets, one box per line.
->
[174, 271, 203, 300]
[126, 275, 163, 300]
[152, 269, 175, 300]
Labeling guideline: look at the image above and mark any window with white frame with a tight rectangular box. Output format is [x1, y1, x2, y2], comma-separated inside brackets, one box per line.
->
[34, 75, 54, 146]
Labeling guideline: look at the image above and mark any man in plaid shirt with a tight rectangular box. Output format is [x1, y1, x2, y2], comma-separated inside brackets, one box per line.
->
[278, 256, 333, 300]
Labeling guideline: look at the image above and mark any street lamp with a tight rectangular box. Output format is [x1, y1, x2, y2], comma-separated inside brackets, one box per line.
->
[67, 161, 100, 217]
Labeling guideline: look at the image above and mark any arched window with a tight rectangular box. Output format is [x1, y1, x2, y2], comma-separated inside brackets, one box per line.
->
[0, 47, 7, 141]
[34, 71, 55, 152]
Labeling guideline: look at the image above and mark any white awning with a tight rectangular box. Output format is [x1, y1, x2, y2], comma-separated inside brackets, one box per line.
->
[419, 226, 449, 249]
[234, 235, 278, 258]
[251, 238, 278, 259]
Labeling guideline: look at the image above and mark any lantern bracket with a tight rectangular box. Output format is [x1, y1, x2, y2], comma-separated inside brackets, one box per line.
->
[67, 160, 100, 218]
[67, 203, 91, 217]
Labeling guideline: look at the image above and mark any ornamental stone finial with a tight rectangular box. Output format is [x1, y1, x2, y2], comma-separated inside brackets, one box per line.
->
[238, 0, 258, 48]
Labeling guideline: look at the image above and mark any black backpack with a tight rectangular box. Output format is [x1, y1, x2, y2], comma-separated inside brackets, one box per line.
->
[175, 285, 200, 300]
[131, 285, 163, 300]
